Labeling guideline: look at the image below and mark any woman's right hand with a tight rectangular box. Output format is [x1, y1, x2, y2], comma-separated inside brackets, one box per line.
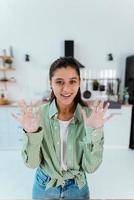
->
[12, 100, 41, 133]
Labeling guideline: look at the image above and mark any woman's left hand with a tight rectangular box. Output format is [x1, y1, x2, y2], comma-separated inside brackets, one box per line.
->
[81, 100, 111, 129]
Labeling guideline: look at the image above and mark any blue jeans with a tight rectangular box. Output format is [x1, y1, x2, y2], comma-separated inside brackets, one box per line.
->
[32, 168, 90, 199]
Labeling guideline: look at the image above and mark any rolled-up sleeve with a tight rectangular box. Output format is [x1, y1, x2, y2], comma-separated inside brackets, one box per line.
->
[82, 126, 104, 173]
[21, 129, 43, 169]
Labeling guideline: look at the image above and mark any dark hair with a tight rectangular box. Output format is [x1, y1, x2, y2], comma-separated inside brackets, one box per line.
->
[49, 56, 87, 107]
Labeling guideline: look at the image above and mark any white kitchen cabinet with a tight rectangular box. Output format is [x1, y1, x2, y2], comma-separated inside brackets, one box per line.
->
[0, 106, 23, 150]
[0, 151, 35, 199]
[104, 105, 132, 149]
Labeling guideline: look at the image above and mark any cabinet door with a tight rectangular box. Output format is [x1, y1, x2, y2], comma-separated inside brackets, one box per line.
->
[104, 106, 132, 148]
[0, 107, 23, 150]
[0, 108, 9, 149]
[8, 107, 23, 149]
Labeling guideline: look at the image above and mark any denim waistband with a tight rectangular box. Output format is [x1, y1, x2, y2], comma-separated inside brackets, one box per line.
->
[37, 166, 87, 189]
[37, 167, 75, 182]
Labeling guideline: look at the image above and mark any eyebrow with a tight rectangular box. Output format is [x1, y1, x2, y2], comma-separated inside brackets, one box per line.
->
[55, 77, 78, 81]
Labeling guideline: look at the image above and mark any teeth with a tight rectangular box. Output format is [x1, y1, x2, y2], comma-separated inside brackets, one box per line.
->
[62, 94, 71, 97]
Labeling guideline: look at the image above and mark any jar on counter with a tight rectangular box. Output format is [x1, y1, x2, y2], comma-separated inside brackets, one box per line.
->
[123, 87, 129, 105]
[123, 92, 129, 105]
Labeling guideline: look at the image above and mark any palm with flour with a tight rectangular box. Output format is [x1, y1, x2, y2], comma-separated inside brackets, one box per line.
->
[81, 100, 110, 129]
[12, 100, 41, 133]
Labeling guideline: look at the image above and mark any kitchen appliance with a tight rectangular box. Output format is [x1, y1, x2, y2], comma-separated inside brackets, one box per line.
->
[83, 79, 91, 99]
[125, 55, 134, 149]
[64, 40, 74, 57]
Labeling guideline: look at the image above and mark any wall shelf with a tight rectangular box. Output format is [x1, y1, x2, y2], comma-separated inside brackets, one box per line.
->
[0, 54, 16, 93]
[0, 79, 16, 83]
[0, 67, 15, 71]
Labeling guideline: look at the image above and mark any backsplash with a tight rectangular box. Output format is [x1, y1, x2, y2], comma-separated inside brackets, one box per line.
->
[1, 66, 123, 103]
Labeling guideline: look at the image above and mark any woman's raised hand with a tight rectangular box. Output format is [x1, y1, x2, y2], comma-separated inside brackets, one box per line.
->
[12, 100, 41, 133]
[81, 100, 111, 129]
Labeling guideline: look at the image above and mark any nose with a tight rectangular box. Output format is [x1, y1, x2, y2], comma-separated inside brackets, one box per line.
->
[62, 83, 71, 92]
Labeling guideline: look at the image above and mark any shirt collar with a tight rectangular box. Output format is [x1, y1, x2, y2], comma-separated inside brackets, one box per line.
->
[48, 99, 83, 123]
[49, 99, 58, 119]
[73, 103, 83, 123]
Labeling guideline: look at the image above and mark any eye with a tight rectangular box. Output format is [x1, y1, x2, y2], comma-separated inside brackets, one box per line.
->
[55, 80, 64, 85]
[69, 80, 77, 85]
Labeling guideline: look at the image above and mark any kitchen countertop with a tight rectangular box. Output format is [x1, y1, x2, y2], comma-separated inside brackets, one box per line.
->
[0, 100, 133, 108]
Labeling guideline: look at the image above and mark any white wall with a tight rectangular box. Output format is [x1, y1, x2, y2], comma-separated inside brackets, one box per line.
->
[1, 0, 134, 101]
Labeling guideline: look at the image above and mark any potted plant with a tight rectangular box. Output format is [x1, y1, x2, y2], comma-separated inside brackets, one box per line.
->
[92, 79, 99, 91]
[4, 57, 13, 68]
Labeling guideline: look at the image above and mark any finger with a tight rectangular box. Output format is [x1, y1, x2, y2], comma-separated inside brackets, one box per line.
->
[34, 100, 42, 107]
[93, 99, 100, 107]
[92, 100, 100, 112]
[98, 100, 104, 109]
[36, 111, 41, 123]
[19, 100, 34, 115]
[103, 114, 113, 123]
[31, 101, 41, 114]
[18, 100, 28, 113]
[103, 102, 110, 113]
[80, 108, 87, 121]
[97, 100, 104, 112]
[26, 103, 33, 113]
[12, 113, 21, 122]
[18, 99, 27, 107]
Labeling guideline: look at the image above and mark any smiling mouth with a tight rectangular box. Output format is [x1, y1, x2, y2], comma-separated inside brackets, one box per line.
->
[61, 94, 72, 98]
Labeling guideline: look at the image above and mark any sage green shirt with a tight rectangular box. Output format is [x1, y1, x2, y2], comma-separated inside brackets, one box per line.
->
[22, 100, 104, 189]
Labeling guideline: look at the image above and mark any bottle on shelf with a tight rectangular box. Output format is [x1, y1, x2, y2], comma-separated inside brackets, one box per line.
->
[0, 89, 5, 98]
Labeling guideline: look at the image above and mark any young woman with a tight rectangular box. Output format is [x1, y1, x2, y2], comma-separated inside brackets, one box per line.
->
[14, 57, 110, 199]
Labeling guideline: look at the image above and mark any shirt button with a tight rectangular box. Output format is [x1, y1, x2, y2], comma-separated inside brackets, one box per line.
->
[62, 181, 65, 187]
[57, 142, 59, 145]
[55, 126, 57, 129]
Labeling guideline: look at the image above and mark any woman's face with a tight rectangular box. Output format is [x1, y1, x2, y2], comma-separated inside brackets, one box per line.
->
[50, 66, 80, 107]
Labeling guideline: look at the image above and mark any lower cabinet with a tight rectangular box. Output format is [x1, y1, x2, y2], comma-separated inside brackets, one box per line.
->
[0, 107, 23, 150]
[104, 106, 132, 149]
[0, 151, 35, 199]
